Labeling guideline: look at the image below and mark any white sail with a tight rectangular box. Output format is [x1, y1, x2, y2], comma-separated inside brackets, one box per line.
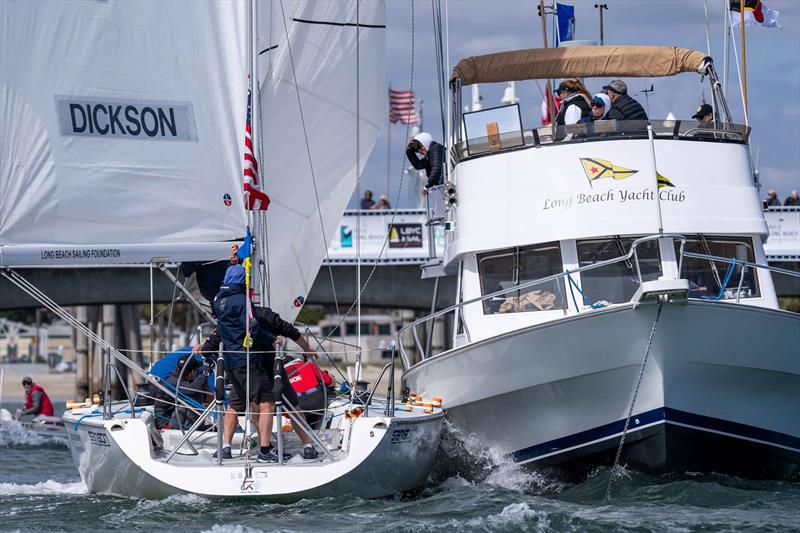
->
[258, 0, 386, 320]
[0, 1, 249, 266]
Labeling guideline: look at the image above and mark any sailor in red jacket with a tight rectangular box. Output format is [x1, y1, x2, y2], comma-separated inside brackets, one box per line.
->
[16, 376, 54, 419]
[284, 359, 335, 429]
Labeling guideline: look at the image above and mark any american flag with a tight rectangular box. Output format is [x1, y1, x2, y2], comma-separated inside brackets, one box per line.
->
[243, 91, 270, 211]
[389, 88, 419, 125]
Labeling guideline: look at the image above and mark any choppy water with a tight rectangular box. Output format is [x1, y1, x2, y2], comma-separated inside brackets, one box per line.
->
[1, 401, 798, 532]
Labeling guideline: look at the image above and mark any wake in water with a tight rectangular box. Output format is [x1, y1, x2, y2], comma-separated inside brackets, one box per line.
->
[0, 408, 68, 448]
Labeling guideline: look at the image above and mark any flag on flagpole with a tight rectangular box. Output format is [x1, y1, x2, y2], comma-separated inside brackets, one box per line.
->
[243, 91, 270, 211]
[541, 91, 562, 126]
[730, 0, 781, 28]
[555, 3, 575, 44]
[389, 88, 419, 125]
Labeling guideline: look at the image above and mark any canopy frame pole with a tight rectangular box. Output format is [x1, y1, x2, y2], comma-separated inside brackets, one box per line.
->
[538, 0, 556, 136]
[739, 0, 747, 125]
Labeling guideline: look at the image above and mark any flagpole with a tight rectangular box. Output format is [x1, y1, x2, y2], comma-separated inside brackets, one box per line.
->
[739, 0, 748, 125]
[538, 0, 556, 136]
[386, 86, 392, 199]
[723, 0, 730, 99]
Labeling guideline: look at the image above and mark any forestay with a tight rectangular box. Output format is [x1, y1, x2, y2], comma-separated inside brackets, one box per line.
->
[0, 1, 249, 266]
[258, 0, 386, 321]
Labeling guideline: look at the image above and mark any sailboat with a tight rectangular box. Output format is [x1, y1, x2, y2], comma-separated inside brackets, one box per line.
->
[400, 45, 800, 480]
[1, 0, 442, 500]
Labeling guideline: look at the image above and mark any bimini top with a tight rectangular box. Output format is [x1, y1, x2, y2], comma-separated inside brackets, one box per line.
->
[450, 45, 710, 85]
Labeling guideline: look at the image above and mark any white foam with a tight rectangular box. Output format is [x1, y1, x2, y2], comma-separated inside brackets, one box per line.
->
[201, 525, 266, 533]
[465, 502, 549, 530]
[0, 480, 87, 496]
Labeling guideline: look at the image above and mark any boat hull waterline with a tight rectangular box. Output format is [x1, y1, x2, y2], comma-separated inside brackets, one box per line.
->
[64, 408, 443, 501]
[404, 300, 800, 479]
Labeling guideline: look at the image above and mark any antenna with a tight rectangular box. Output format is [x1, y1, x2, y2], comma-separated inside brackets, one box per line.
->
[640, 84, 655, 116]
[594, 4, 608, 45]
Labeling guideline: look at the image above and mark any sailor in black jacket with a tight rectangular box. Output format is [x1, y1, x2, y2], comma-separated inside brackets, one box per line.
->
[603, 80, 648, 121]
[406, 132, 444, 189]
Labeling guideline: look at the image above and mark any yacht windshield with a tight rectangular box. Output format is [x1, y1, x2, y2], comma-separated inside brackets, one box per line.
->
[576, 237, 662, 305]
[676, 236, 759, 299]
[478, 242, 564, 314]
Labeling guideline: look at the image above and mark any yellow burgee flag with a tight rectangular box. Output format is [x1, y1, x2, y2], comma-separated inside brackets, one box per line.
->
[580, 158, 638, 186]
[656, 172, 675, 188]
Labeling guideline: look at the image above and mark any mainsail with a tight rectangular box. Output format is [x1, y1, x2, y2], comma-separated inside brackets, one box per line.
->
[257, 0, 386, 321]
[0, 1, 250, 267]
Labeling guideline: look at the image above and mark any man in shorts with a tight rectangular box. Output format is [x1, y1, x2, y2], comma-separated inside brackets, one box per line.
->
[209, 264, 280, 461]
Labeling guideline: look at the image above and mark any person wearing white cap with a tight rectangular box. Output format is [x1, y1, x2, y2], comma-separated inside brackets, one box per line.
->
[406, 132, 444, 191]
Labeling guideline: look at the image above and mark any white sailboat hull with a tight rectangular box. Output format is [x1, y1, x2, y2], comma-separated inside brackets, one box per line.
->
[404, 300, 800, 479]
[64, 407, 443, 501]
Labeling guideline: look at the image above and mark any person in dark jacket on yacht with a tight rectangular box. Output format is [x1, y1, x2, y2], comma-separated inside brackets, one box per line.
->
[554, 79, 592, 125]
[151, 354, 210, 430]
[603, 80, 648, 121]
[406, 132, 444, 190]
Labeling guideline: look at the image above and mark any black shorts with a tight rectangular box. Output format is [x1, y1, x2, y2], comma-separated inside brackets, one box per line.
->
[226, 365, 273, 412]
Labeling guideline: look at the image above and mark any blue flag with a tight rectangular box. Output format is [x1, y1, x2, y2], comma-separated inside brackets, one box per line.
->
[236, 225, 252, 263]
[556, 3, 575, 44]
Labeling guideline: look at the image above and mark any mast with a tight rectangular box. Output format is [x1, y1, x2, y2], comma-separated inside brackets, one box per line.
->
[537, 0, 556, 134]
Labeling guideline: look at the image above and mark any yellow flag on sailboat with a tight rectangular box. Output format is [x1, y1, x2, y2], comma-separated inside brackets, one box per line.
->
[580, 158, 638, 184]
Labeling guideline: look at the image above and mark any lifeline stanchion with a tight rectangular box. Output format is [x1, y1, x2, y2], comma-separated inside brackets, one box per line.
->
[216, 343, 225, 466]
[274, 343, 285, 465]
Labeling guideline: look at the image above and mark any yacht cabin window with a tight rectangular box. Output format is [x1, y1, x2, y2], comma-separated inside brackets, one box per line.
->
[675, 236, 759, 299]
[478, 242, 564, 314]
[576, 237, 662, 305]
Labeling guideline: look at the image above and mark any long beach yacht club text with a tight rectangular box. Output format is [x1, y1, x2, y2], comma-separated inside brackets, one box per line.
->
[543, 189, 686, 210]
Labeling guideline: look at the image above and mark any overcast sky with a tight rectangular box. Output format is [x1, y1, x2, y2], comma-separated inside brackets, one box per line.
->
[354, 0, 800, 207]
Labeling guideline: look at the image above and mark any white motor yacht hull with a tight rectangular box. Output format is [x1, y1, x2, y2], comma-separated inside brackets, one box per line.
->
[63, 406, 443, 501]
[404, 300, 800, 479]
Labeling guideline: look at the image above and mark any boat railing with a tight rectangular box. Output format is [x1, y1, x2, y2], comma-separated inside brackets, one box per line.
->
[397, 233, 685, 368]
[456, 118, 749, 162]
[679, 250, 800, 304]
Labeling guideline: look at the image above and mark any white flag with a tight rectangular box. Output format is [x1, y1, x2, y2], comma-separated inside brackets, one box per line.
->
[730, 5, 781, 29]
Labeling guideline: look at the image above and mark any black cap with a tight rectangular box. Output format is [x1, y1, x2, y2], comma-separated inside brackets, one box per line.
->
[692, 104, 713, 119]
[22, 376, 33, 386]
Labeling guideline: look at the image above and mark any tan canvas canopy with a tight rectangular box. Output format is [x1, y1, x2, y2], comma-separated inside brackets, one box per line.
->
[451, 46, 709, 85]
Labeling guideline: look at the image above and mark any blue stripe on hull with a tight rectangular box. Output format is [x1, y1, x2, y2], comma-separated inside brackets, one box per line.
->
[512, 407, 800, 464]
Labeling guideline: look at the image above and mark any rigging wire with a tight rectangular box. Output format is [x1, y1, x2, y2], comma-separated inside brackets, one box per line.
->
[277, 0, 344, 331]
[355, 0, 362, 380]
[319, 0, 416, 344]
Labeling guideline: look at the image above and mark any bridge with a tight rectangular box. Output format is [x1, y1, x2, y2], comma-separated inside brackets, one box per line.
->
[1, 209, 798, 310]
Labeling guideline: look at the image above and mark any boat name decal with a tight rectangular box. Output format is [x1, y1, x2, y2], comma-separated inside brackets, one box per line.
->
[390, 428, 412, 444]
[87, 431, 110, 447]
[55, 96, 197, 141]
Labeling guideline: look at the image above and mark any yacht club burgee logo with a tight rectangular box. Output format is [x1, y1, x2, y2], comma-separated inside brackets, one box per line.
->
[542, 157, 682, 211]
[579, 157, 675, 188]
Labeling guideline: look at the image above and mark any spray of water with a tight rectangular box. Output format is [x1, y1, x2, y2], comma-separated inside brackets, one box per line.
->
[432, 420, 566, 494]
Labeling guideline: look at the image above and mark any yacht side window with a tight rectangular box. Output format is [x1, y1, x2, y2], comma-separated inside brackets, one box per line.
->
[478, 242, 564, 314]
[676, 236, 759, 299]
[576, 237, 662, 305]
